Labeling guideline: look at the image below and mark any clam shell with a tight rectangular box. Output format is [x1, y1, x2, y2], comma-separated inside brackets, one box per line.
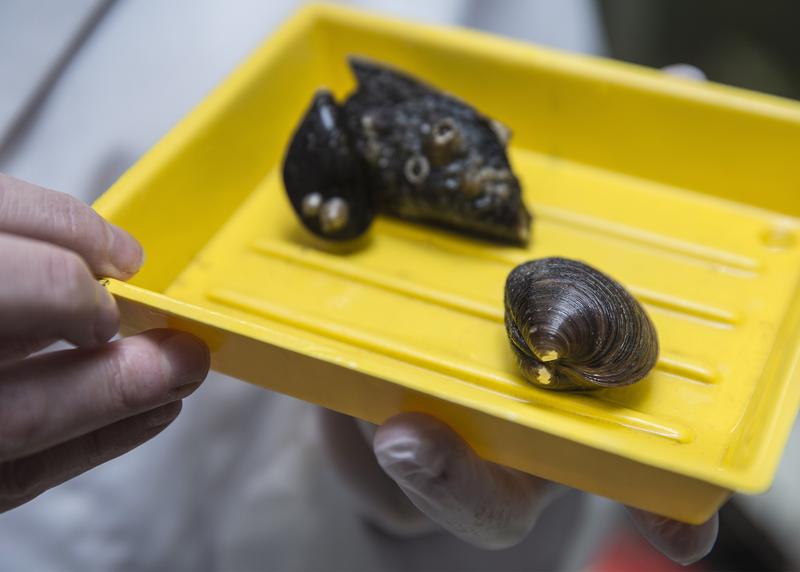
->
[504, 257, 659, 390]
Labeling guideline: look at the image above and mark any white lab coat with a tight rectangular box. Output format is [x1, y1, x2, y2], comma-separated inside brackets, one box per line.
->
[0, 1, 628, 570]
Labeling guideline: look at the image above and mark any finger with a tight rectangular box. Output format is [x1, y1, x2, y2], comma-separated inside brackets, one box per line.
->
[626, 506, 718, 566]
[0, 401, 181, 513]
[0, 329, 209, 461]
[0, 337, 54, 363]
[0, 233, 119, 347]
[319, 409, 438, 537]
[0, 173, 143, 279]
[374, 412, 560, 550]
[662, 63, 707, 81]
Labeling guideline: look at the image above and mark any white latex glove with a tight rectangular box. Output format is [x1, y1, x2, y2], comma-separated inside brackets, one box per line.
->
[321, 409, 717, 565]
[373, 412, 563, 550]
[372, 412, 718, 565]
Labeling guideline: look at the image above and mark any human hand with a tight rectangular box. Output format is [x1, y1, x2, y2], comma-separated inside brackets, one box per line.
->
[373, 412, 718, 565]
[0, 173, 210, 513]
[321, 408, 716, 565]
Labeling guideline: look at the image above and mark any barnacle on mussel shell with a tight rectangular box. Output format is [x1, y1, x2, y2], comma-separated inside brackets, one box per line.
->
[283, 57, 532, 245]
[283, 91, 375, 240]
[504, 257, 659, 391]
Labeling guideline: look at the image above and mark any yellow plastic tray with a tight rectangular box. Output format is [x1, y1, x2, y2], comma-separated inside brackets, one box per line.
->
[94, 4, 800, 524]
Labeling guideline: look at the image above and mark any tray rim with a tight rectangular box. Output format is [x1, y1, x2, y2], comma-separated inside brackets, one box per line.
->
[309, 3, 800, 121]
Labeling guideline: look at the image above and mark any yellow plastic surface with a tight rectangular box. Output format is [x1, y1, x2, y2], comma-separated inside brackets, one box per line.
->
[94, 4, 800, 524]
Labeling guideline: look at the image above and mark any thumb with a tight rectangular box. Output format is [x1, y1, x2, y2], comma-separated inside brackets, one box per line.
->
[374, 412, 561, 550]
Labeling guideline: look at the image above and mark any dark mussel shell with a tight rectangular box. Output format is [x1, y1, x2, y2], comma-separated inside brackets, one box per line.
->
[344, 57, 532, 245]
[504, 257, 659, 390]
[283, 90, 375, 241]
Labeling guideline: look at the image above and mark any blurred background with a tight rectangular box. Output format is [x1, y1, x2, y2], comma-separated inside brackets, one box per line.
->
[1, 1, 798, 571]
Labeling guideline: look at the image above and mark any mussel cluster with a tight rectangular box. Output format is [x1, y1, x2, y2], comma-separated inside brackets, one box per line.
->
[282, 59, 659, 391]
[283, 57, 532, 245]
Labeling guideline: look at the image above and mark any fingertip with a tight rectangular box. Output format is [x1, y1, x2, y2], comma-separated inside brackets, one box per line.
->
[376, 412, 460, 447]
[156, 330, 211, 387]
[374, 413, 484, 510]
[375, 412, 548, 551]
[106, 222, 144, 279]
[675, 513, 718, 566]
[374, 429, 446, 484]
[662, 63, 707, 81]
[93, 284, 120, 343]
[374, 413, 463, 478]
[627, 507, 719, 566]
[142, 400, 183, 429]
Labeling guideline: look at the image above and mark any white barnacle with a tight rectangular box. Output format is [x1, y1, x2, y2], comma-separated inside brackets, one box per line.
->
[429, 117, 463, 166]
[404, 154, 430, 185]
[319, 197, 349, 234]
[432, 117, 458, 147]
[465, 166, 514, 199]
[301, 193, 323, 218]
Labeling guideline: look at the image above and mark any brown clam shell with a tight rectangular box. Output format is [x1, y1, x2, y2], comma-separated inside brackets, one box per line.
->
[504, 257, 659, 390]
